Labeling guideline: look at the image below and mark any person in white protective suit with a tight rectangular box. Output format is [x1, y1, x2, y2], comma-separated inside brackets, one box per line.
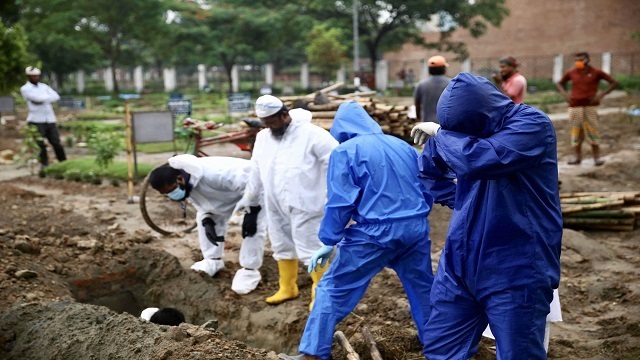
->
[483, 289, 562, 353]
[234, 95, 338, 308]
[147, 154, 267, 295]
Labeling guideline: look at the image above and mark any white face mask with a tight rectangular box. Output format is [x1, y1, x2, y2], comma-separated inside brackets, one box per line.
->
[166, 185, 186, 201]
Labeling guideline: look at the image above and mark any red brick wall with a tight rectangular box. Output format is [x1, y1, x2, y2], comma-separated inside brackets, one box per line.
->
[384, 0, 640, 72]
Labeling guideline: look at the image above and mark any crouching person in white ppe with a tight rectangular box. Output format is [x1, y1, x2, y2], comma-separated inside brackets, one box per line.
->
[235, 95, 338, 308]
[147, 154, 267, 295]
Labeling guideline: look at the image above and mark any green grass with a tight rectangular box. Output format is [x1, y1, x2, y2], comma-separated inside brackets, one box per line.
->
[136, 140, 187, 154]
[44, 157, 154, 182]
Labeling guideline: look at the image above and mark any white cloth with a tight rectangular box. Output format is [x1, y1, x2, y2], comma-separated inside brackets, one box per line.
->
[483, 289, 562, 352]
[140, 307, 159, 321]
[25, 66, 41, 75]
[231, 268, 262, 294]
[255, 95, 284, 118]
[20, 82, 60, 123]
[190, 258, 225, 277]
[244, 109, 338, 265]
[168, 155, 267, 275]
[411, 122, 441, 146]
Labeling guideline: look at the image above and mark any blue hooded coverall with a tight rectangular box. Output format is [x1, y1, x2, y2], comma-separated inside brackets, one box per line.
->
[298, 102, 434, 359]
[419, 73, 563, 359]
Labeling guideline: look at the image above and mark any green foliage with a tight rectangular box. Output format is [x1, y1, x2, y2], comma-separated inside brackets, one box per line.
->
[19, 125, 43, 164]
[43, 157, 154, 182]
[59, 121, 125, 142]
[526, 78, 557, 92]
[306, 25, 347, 79]
[0, 23, 33, 94]
[87, 131, 124, 170]
[615, 74, 640, 93]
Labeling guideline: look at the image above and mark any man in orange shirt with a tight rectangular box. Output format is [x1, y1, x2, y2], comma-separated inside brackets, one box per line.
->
[492, 56, 527, 104]
[557, 52, 618, 166]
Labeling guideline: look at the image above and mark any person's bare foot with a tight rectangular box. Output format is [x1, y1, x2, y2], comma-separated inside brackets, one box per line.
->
[567, 158, 581, 165]
[594, 159, 605, 166]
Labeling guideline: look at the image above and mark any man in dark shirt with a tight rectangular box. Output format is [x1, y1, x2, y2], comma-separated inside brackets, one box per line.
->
[414, 55, 451, 123]
[557, 52, 618, 166]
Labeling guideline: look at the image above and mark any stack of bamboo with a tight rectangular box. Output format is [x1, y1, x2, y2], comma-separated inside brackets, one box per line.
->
[561, 191, 640, 231]
[262, 82, 416, 138]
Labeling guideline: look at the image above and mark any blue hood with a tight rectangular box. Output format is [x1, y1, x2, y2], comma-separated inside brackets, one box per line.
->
[330, 101, 383, 143]
[437, 72, 514, 137]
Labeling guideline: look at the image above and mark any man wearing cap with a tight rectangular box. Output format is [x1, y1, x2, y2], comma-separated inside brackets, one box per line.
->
[234, 95, 338, 308]
[20, 66, 66, 168]
[413, 55, 451, 123]
[492, 56, 527, 104]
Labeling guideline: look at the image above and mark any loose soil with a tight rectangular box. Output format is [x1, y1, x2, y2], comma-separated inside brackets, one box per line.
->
[0, 103, 639, 359]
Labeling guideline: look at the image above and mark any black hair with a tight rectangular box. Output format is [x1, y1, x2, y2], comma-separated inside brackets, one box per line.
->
[149, 307, 185, 326]
[428, 66, 446, 76]
[575, 52, 590, 60]
[147, 165, 181, 190]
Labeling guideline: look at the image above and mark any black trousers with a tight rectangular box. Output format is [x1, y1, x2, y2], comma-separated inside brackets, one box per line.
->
[28, 122, 67, 166]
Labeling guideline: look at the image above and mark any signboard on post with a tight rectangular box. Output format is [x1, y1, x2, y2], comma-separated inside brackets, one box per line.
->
[132, 111, 175, 144]
[228, 92, 252, 113]
[167, 99, 192, 119]
[57, 97, 86, 110]
[0, 96, 15, 113]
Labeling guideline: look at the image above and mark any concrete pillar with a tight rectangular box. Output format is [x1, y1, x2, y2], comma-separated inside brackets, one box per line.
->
[197, 64, 206, 90]
[421, 60, 429, 81]
[104, 67, 114, 92]
[163, 67, 177, 92]
[76, 70, 85, 94]
[553, 54, 564, 83]
[602, 52, 612, 74]
[337, 63, 346, 83]
[134, 66, 144, 93]
[231, 65, 239, 93]
[300, 63, 309, 89]
[461, 58, 472, 73]
[265, 63, 274, 86]
[375, 60, 388, 91]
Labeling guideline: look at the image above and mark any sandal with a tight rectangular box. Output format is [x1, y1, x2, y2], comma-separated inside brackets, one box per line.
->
[567, 158, 581, 165]
[594, 159, 605, 166]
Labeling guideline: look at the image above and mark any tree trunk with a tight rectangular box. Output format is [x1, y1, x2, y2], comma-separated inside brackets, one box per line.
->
[110, 56, 119, 95]
[224, 64, 233, 93]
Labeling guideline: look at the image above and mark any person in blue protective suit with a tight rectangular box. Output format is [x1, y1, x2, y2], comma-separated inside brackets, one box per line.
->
[279, 101, 435, 360]
[412, 72, 563, 360]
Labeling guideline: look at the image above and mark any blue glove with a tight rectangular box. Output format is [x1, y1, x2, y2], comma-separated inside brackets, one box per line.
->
[308, 245, 334, 273]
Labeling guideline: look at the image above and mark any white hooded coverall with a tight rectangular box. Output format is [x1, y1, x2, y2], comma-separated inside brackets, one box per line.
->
[243, 109, 338, 265]
[168, 155, 267, 293]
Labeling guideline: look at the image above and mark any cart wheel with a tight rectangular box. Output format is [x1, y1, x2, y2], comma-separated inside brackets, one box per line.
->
[139, 164, 197, 235]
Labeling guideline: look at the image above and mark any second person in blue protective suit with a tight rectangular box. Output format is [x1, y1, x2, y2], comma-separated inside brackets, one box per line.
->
[279, 101, 435, 360]
[413, 73, 563, 359]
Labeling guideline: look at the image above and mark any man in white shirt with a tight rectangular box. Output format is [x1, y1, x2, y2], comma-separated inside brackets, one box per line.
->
[20, 66, 66, 168]
[234, 95, 338, 309]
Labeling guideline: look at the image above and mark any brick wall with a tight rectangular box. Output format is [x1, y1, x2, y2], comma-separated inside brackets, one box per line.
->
[384, 0, 640, 77]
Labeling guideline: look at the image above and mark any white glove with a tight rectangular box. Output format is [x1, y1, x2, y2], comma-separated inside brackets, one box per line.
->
[411, 122, 441, 146]
[233, 195, 253, 215]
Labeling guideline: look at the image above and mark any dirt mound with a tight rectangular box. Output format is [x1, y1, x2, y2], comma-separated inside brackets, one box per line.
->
[0, 301, 275, 360]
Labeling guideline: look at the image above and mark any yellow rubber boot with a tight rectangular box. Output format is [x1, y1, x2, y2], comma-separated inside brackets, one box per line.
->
[308, 262, 329, 311]
[266, 259, 299, 304]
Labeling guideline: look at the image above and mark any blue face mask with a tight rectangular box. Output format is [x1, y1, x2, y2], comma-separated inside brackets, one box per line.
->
[166, 185, 186, 201]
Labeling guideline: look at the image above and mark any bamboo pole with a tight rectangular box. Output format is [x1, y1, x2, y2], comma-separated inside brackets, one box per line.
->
[561, 200, 625, 214]
[334, 331, 360, 360]
[360, 326, 383, 360]
[561, 198, 623, 204]
[563, 210, 635, 218]
[564, 224, 635, 231]
[563, 218, 635, 226]
[124, 100, 135, 204]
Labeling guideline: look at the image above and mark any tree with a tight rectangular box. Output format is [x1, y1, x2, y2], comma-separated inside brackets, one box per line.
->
[306, 25, 347, 80]
[74, 0, 168, 94]
[0, 23, 33, 94]
[20, 0, 103, 89]
[309, 0, 509, 70]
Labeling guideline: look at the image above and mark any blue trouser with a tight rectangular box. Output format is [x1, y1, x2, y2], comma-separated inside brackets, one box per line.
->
[423, 244, 554, 359]
[299, 217, 433, 359]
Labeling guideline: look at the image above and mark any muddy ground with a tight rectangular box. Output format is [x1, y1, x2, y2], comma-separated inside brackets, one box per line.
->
[1, 104, 639, 359]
